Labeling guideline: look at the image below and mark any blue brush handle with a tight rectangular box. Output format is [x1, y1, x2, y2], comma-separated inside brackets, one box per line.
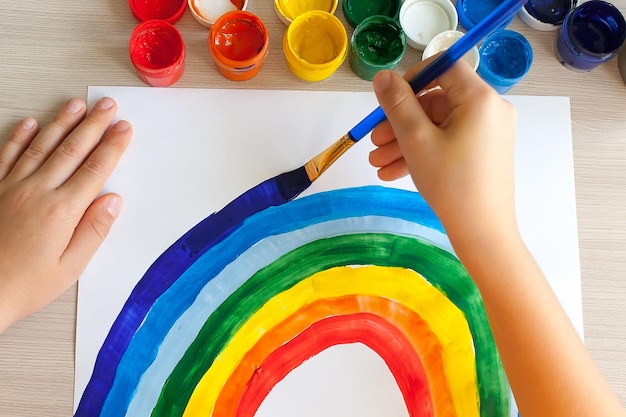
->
[348, 0, 528, 142]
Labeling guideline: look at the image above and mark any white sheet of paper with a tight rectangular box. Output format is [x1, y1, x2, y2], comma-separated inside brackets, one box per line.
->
[75, 87, 579, 417]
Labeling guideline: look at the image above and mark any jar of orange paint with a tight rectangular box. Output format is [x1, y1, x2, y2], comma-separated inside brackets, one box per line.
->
[208, 11, 270, 81]
[283, 10, 348, 81]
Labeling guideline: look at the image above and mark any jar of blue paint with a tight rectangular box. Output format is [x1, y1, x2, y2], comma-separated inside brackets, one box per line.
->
[555, 0, 626, 71]
[518, 0, 577, 31]
[456, 0, 513, 30]
[477, 30, 533, 94]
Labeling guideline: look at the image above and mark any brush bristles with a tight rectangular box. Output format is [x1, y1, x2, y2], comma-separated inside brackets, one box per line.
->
[304, 133, 356, 182]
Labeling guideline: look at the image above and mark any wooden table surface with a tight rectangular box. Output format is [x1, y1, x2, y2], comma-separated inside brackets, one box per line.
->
[1, 0, 626, 415]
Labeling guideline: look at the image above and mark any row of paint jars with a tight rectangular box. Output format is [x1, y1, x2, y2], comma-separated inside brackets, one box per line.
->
[276, 0, 453, 82]
[276, 0, 459, 82]
[275, 0, 531, 92]
[126, 0, 454, 85]
[126, 0, 533, 92]
[128, 0, 270, 84]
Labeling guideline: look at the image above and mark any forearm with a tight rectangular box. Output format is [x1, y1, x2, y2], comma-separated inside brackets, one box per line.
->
[452, 231, 625, 417]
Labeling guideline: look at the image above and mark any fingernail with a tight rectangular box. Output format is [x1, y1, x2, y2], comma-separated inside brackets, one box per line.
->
[21, 117, 36, 130]
[114, 120, 131, 132]
[105, 196, 123, 217]
[97, 97, 115, 110]
[373, 70, 393, 94]
[66, 98, 85, 114]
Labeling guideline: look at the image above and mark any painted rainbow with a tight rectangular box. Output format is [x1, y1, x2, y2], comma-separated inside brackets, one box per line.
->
[75, 186, 510, 416]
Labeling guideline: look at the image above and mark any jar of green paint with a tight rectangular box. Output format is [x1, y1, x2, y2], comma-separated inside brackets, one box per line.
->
[342, 0, 401, 28]
[349, 15, 407, 81]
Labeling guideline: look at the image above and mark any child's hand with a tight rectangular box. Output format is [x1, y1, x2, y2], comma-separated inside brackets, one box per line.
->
[369, 60, 518, 248]
[0, 97, 131, 332]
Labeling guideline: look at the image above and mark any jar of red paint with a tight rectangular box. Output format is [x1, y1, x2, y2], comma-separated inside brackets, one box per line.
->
[129, 20, 186, 87]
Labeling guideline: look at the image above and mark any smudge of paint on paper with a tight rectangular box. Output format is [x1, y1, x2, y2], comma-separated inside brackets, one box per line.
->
[75, 186, 510, 417]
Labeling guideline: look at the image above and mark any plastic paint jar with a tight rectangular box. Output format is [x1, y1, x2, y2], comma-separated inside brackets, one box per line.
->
[342, 0, 401, 28]
[128, 0, 187, 24]
[208, 11, 269, 81]
[518, 0, 577, 31]
[456, 0, 513, 30]
[275, 0, 338, 25]
[555, 0, 626, 72]
[129, 20, 186, 87]
[189, 0, 248, 28]
[422, 30, 479, 71]
[399, 0, 458, 50]
[349, 16, 406, 80]
[477, 30, 533, 94]
[283, 10, 348, 81]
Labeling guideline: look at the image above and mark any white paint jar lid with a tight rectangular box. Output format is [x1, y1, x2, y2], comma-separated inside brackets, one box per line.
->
[399, 0, 458, 50]
[422, 29, 479, 70]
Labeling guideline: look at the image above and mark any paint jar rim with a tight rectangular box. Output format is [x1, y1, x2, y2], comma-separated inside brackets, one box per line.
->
[128, 0, 187, 24]
[129, 20, 186, 86]
[342, 0, 401, 28]
[349, 16, 407, 80]
[189, 0, 249, 28]
[456, 0, 513, 30]
[399, 0, 459, 50]
[518, 0, 577, 31]
[564, 0, 626, 57]
[422, 29, 479, 71]
[274, 0, 339, 25]
[283, 10, 348, 81]
[208, 11, 270, 81]
[478, 30, 533, 93]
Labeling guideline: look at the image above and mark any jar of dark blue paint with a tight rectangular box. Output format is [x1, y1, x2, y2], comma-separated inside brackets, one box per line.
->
[477, 30, 533, 94]
[555, 0, 626, 71]
[456, 0, 513, 30]
[518, 0, 578, 31]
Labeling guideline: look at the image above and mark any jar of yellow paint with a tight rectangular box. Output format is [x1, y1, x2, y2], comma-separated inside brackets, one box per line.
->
[283, 10, 348, 81]
[274, 0, 338, 25]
